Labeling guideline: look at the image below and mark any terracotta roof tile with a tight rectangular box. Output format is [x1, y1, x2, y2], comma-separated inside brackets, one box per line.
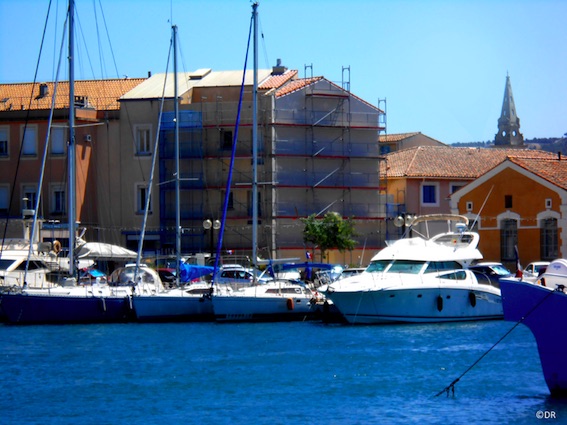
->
[274, 76, 323, 97]
[379, 132, 421, 143]
[508, 156, 567, 190]
[382, 146, 556, 179]
[259, 70, 298, 90]
[0, 78, 146, 112]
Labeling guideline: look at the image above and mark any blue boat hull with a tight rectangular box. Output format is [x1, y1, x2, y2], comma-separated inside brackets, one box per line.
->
[500, 279, 567, 396]
[0, 293, 135, 324]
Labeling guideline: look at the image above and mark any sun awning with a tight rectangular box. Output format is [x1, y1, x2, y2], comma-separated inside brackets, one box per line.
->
[76, 242, 138, 261]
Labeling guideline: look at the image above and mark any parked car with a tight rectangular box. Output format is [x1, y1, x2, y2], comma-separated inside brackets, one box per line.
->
[214, 264, 271, 288]
[522, 261, 550, 283]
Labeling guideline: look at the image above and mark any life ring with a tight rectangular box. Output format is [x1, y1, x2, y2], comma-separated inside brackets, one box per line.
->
[286, 298, 295, 311]
[53, 240, 62, 254]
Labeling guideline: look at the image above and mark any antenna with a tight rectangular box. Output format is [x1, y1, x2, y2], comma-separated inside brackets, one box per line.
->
[470, 185, 494, 230]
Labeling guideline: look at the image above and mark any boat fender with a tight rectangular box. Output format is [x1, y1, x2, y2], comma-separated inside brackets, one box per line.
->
[436, 295, 443, 312]
[100, 297, 107, 312]
[469, 291, 477, 307]
[53, 240, 62, 254]
[286, 298, 294, 310]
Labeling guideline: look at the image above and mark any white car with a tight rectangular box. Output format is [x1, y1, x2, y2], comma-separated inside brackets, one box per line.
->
[522, 261, 550, 283]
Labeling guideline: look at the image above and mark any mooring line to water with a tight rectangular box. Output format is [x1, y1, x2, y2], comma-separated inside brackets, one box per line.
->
[435, 285, 562, 398]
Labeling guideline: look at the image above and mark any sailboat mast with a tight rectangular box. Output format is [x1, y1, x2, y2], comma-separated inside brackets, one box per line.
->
[252, 2, 258, 270]
[173, 25, 181, 285]
[68, 0, 76, 279]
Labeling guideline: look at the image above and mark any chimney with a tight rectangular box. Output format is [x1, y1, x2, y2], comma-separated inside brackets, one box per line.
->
[558, 152, 562, 161]
[35, 83, 49, 100]
[272, 58, 287, 75]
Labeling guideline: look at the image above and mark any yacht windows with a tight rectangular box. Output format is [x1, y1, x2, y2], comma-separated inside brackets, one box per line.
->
[0, 259, 17, 271]
[14, 260, 48, 271]
[424, 261, 463, 273]
[366, 260, 391, 273]
[437, 270, 467, 280]
[387, 260, 425, 274]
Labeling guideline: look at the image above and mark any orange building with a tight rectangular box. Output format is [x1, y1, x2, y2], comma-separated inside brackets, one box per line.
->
[0, 79, 145, 247]
[451, 155, 567, 269]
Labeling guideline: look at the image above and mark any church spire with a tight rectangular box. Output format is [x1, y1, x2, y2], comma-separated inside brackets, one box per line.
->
[494, 74, 524, 146]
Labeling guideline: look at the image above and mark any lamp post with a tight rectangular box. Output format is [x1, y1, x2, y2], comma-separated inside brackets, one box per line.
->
[393, 213, 415, 237]
[203, 219, 221, 260]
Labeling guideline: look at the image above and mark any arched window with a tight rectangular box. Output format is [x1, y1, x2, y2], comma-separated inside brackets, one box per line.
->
[500, 219, 518, 261]
[540, 218, 558, 261]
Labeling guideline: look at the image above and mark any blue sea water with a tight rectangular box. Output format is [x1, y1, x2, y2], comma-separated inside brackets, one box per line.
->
[1, 320, 566, 425]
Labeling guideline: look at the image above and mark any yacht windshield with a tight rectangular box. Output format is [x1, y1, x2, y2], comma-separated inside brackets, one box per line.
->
[386, 260, 425, 274]
[0, 259, 17, 271]
[366, 260, 391, 273]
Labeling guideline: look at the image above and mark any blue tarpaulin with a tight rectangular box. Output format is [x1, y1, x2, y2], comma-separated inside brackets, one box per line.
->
[179, 263, 214, 282]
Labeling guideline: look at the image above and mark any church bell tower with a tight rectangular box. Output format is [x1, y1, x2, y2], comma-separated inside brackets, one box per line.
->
[494, 74, 524, 146]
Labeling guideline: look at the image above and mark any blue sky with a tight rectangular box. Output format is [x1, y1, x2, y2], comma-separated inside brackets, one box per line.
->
[1, 0, 565, 144]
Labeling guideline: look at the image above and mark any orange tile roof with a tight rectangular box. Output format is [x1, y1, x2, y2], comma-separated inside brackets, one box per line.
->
[379, 132, 422, 143]
[0, 78, 146, 112]
[382, 146, 556, 179]
[259, 70, 298, 90]
[508, 156, 567, 190]
[274, 76, 323, 97]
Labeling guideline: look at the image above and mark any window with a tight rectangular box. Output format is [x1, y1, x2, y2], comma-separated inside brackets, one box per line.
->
[221, 130, 233, 150]
[51, 184, 66, 214]
[50, 126, 66, 155]
[21, 125, 37, 156]
[135, 125, 152, 156]
[0, 127, 8, 157]
[0, 185, 9, 213]
[504, 195, 513, 209]
[450, 183, 464, 194]
[136, 184, 151, 214]
[421, 183, 438, 206]
[500, 219, 518, 261]
[424, 261, 463, 273]
[540, 218, 558, 261]
[22, 185, 38, 210]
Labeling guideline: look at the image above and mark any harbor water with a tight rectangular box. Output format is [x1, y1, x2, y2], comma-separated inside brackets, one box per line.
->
[1, 320, 566, 424]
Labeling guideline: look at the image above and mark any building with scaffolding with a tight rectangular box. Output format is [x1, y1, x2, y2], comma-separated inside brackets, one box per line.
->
[119, 64, 386, 265]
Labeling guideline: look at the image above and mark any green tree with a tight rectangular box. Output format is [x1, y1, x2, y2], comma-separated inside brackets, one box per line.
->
[301, 212, 358, 261]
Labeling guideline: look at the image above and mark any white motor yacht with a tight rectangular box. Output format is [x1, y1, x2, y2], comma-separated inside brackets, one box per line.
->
[326, 215, 503, 324]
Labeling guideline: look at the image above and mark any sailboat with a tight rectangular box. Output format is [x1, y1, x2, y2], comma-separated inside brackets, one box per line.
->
[130, 25, 215, 322]
[210, 3, 318, 322]
[1, 0, 136, 324]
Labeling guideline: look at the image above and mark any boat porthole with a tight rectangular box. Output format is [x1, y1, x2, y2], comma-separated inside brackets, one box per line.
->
[389, 294, 395, 298]
[417, 294, 422, 298]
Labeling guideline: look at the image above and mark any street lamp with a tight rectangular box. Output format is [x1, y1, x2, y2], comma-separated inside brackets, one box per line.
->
[203, 219, 221, 259]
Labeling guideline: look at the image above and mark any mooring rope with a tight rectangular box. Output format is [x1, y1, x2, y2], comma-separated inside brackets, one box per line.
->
[435, 284, 563, 397]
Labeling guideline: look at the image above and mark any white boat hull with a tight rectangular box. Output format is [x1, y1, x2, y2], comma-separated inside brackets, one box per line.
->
[328, 286, 502, 324]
